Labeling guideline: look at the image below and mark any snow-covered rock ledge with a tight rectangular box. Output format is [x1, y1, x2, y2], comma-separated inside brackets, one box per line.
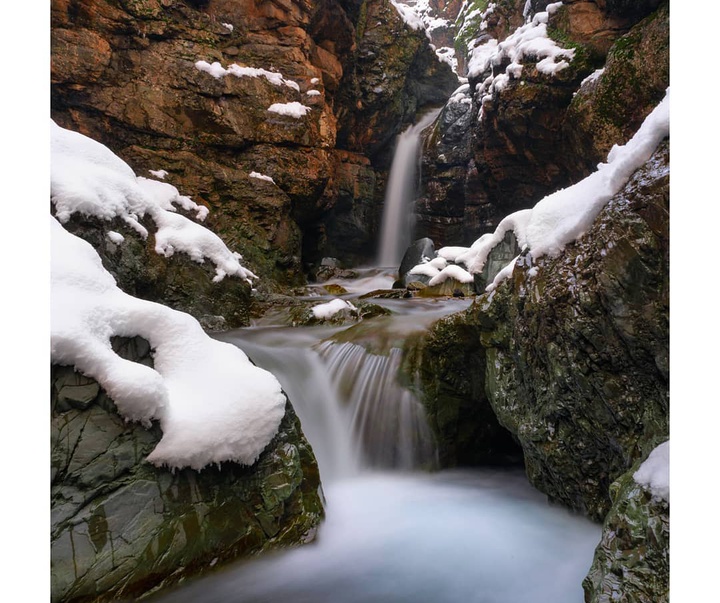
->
[51, 124, 325, 601]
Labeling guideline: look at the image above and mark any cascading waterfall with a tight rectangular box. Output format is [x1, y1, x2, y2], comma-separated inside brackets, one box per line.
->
[316, 340, 437, 471]
[180, 291, 601, 603]
[377, 109, 442, 267]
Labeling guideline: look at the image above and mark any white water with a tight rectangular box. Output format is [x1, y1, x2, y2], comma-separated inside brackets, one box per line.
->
[158, 471, 600, 603]
[378, 109, 442, 267]
[161, 286, 602, 603]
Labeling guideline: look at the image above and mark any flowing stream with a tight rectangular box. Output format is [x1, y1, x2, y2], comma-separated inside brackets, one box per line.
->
[154, 109, 600, 601]
[377, 109, 442, 267]
[157, 272, 601, 602]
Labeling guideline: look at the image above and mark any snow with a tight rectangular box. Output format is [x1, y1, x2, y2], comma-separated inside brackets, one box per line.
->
[311, 77, 320, 84]
[468, 2, 574, 113]
[51, 120, 256, 284]
[428, 264, 474, 286]
[408, 89, 670, 293]
[523, 89, 669, 259]
[195, 60, 299, 91]
[633, 441, 669, 501]
[437, 246, 475, 263]
[408, 263, 440, 279]
[306, 89, 321, 97]
[267, 101, 311, 118]
[148, 169, 168, 179]
[249, 171, 275, 184]
[390, 1, 425, 32]
[312, 298, 357, 320]
[107, 231, 125, 244]
[580, 68, 604, 88]
[221, 22, 234, 32]
[51, 216, 287, 469]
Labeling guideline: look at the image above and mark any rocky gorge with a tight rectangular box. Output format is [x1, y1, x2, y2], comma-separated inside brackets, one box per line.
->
[50, 1, 670, 602]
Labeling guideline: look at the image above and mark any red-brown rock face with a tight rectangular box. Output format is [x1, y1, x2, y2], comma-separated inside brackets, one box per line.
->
[51, 0, 457, 283]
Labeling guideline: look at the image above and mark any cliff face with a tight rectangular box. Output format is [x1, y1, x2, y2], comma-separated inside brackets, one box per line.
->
[415, 0, 668, 248]
[51, 0, 457, 278]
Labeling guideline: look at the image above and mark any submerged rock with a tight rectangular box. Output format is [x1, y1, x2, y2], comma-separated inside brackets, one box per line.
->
[51, 338, 323, 603]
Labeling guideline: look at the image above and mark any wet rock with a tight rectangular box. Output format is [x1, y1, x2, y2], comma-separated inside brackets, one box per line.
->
[401, 311, 524, 467]
[415, 278, 474, 298]
[51, 339, 323, 603]
[394, 237, 436, 288]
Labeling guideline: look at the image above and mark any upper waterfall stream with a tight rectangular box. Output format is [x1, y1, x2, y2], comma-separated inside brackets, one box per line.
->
[377, 109, 442, 267]
[155, 270, 600, 602]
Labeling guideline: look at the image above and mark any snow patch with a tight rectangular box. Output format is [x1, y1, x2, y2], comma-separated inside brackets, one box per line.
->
[267, 102, 311, 118]
[195, 60, 299, 91]
[311, 298, 357, 320]
[51, 121, 255, 284]
[148, 169, 168, 179]
[107, 231, 125, 245]
[249, 171, 275, 184]
[633, 441, 669, 501]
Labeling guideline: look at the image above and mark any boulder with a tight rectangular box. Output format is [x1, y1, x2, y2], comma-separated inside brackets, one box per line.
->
[51, 337, 323, 603]
[394, 237, 436, 288]
[60, 213, 254, 329]
[479, 140, 669, 520]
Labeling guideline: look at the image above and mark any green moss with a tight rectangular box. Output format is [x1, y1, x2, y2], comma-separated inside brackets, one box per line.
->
[454, 0, 491, 61]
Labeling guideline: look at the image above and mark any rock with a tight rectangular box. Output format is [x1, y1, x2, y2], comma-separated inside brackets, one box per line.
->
[51, 337, 323, 603]
[416, 0, 669, 248]
[415, 278, 474, 298]
[479, 140, 669, 520]
[563, 3, 669, 175]
[59, 214, 253, 328]
[323, 283, 348, 295]
[51, 0, 459, 280]
[583, 453, 669, 603]
[474, 230, 521, 292]
[400, 311, 524, 468]
[394, 237, 436, 288]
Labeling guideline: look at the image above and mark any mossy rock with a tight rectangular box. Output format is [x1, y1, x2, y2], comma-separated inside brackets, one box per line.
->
[478, 141, 669, 520]
[583, 452, 669, 603]
[51, 339, 324, 603]
[563, 2, 669, 172]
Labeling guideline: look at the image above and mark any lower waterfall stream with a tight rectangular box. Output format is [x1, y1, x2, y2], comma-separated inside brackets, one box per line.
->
[156, 270, 601, 603]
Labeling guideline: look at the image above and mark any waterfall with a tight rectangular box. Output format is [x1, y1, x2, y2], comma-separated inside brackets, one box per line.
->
[316, 341, 437, 471]
[377, 109, 442, 267]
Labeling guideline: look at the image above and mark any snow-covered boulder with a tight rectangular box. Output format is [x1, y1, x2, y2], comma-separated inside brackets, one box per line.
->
[51, 346, 323, 602]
